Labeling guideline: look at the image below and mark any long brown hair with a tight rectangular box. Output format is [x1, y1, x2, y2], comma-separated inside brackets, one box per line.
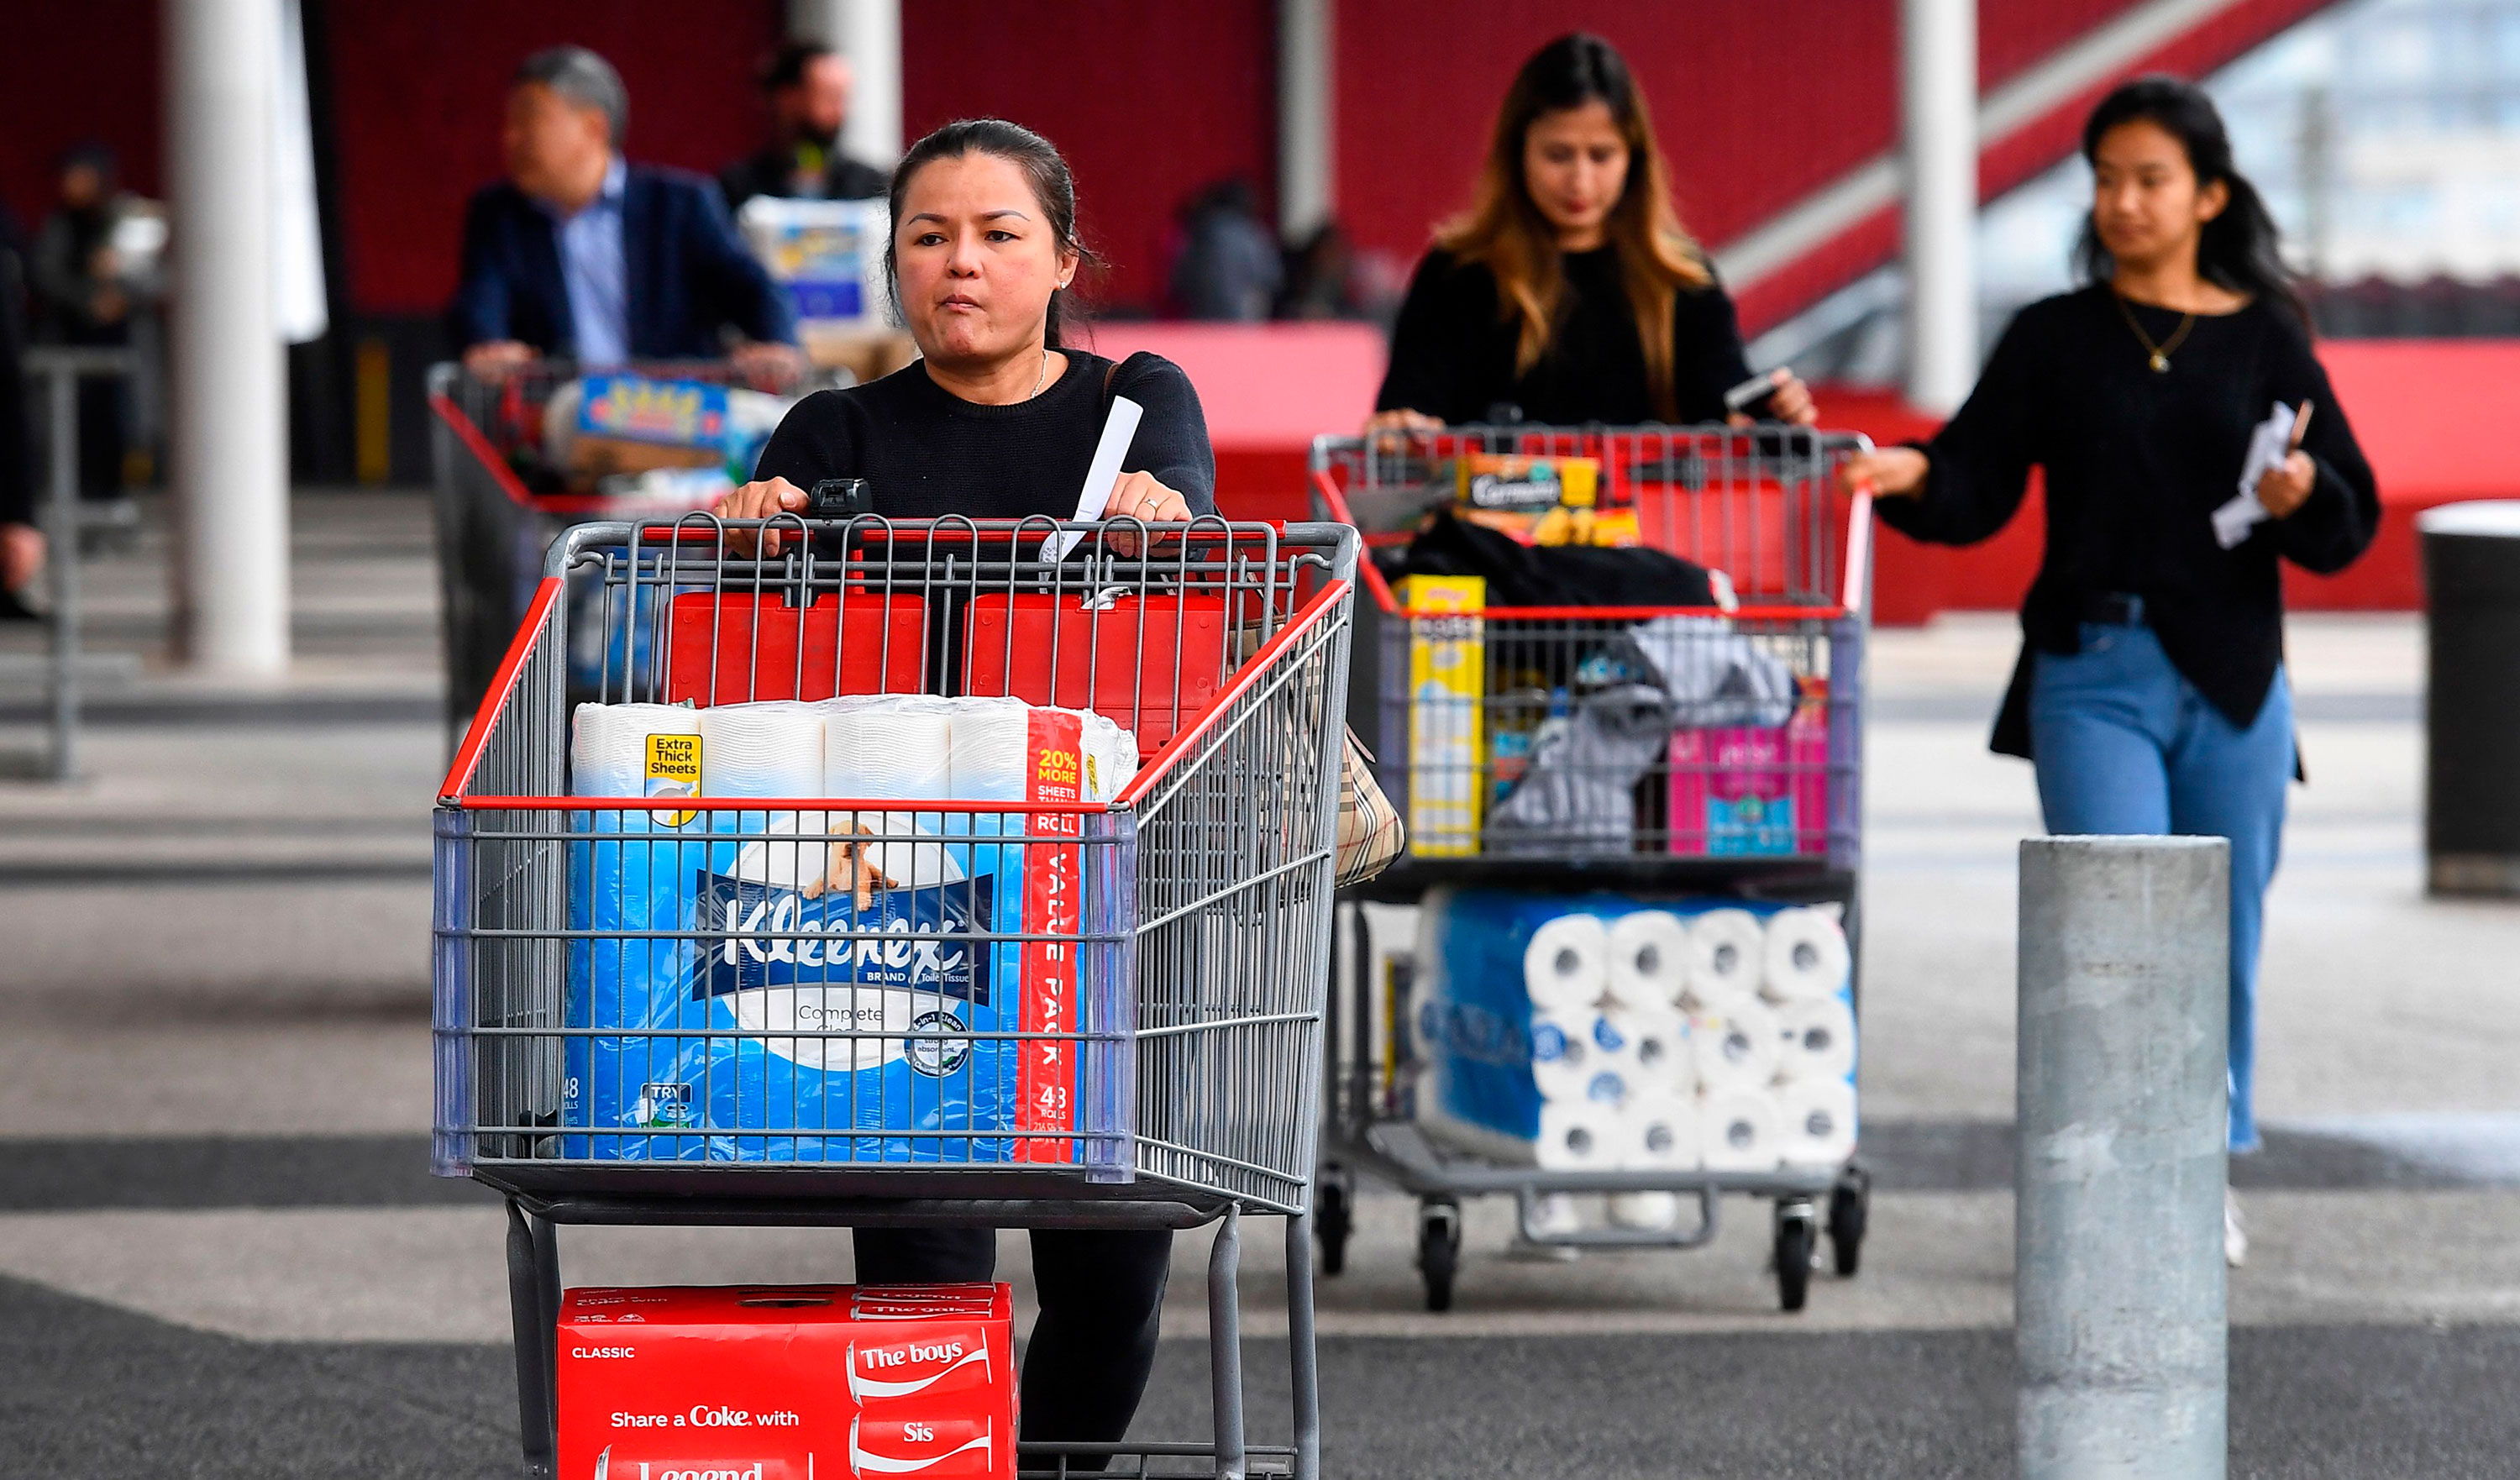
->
[1436, 34, 1709, 419]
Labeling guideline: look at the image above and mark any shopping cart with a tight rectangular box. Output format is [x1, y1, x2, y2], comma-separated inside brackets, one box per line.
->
[426, 359, 832, 751]
[434, 512, 1357, 1477]
[1309, 423, 1875, 1311]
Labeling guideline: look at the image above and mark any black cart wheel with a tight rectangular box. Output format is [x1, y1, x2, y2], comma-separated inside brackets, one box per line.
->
[1317, 1178, 1352, 1277]
[1829, 1173, 1870, 1278]
[1415, 1200, 1461, 1312]
[1773, 1206, 1814, 1312]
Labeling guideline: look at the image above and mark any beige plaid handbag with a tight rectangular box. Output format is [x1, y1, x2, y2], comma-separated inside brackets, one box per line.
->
[1335, 727, 1404, 887]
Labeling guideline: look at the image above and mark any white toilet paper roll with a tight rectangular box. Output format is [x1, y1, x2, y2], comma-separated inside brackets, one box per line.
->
[570, 702, 703, 799]
[1523, 914, 1610, 1013]
[1681, 907, 1765, 1012]
[1525, 1008, 1597, 1102]
[1773, 995, 1857, 1083]
[821, 696, 954, 801]
[1535, 1099, 1621, 1172]
[1761, 906, 1851, 1003]
[1700, 1086, 1786, 1172]
[698, 702, 827, 799]
[1690, 1000, 1784, 1094]
[1605, 910, 1690, 1010]
[1620, 1092, 1701, 1172]
[1605, 1006, 1693, 1098]
[1777, 1077, 1857, 1168]
[944, 695, 1041, 800]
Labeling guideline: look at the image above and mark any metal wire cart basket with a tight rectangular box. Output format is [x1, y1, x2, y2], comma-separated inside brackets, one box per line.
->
[434, 512, 1358, 1477]
[1310, 424, 1877, 1312]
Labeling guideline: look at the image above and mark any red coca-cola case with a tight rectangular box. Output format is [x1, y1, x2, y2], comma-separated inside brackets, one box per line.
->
[557, 1283, 1017, 1480]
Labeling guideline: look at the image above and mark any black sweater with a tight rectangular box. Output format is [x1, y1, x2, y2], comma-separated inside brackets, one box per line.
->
[1374, 245, 1753, 425]
[751, 349, 1217, 520]
[1876, 285, 2380, 760]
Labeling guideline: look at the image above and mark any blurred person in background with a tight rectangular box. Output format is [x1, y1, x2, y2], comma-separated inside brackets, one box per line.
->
[719, 39, 889, 210]
[1, 201, 38, 621]
[449, 45, 800, 383]
[1839, 77, 2380, 1267]
[1274, 222, 1366, 321]
[29, 143, 160, 501]
[1370, 34, 1814, 430]
[1164, 178, 1280, 322]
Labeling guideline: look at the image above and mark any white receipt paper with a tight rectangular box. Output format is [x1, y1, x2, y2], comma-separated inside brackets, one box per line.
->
[1044, 395, 1144, 564]
[2212, 400, 2297, 549]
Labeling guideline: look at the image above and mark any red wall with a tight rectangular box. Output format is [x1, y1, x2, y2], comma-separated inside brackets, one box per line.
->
[1333, 2, 1898, 298]
[901, 1, 1277, 316]
[326, 0, 1274, 318]
[328, 1, 784, 315]
[0, 2, 163, 237]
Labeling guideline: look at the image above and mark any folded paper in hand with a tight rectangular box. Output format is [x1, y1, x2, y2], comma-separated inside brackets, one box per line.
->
[2212, 401, 2296, 550]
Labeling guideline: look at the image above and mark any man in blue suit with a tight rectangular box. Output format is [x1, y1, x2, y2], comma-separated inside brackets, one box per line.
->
[449, 47, 801, 382]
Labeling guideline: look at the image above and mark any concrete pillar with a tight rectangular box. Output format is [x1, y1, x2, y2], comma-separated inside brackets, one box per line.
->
[1901, 0, 1977, 415]
[1277, 0, 1336, 240]
[167, 0, 290, 676]
[2017, 837, 2229, 1479]
[790, 0, 902, 167]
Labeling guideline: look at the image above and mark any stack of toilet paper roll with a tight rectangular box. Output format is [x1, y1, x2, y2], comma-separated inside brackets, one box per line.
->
[1516, 911, 1699, 1236]
[1412, 892, 1860, 1236]
[1510, 903, 1858, 1175]
[1598, 903, 1857, 1178]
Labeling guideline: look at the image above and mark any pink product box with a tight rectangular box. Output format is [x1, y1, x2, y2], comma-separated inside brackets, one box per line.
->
[1667, 704, 1829, 858]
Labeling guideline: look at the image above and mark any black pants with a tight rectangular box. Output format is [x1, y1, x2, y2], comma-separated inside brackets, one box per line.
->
[854, 1226, 1173, 1444]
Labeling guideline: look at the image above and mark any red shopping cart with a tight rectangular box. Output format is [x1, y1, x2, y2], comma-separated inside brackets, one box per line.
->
[1309, 422, 1877, 1311]
[434, 512, 1357, 1477]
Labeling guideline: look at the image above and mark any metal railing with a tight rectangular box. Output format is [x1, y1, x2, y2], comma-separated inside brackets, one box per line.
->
[17, 345, 139, 780]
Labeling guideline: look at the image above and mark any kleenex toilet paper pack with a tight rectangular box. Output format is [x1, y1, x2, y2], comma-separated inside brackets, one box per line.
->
[562, 696, 1133, 1165]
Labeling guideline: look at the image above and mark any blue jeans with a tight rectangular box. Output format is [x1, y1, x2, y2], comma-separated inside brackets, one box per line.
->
[2029, 619, 2292, 1153]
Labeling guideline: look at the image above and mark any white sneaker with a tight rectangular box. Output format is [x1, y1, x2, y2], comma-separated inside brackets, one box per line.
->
[2224, 1187, 2248, 1267]
[1508, 1192, 1583, 1261]
[1608, 1190, 1681, 1231]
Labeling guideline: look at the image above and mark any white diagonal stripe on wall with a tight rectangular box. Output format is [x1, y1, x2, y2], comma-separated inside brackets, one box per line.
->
[1715, 0, 2254, 289]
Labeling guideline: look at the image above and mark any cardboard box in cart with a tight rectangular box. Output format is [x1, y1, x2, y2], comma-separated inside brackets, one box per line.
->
[559, 1283, 1016, 1479]
[1396, 575, 1485, 857]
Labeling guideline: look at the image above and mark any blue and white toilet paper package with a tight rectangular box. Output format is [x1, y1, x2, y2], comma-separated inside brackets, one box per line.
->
[559, 696, 1133, 1163]
[1412, 890, 1856, 1168]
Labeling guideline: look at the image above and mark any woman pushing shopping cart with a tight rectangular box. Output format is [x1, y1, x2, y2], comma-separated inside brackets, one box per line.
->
[434, 117, 1358, 1478]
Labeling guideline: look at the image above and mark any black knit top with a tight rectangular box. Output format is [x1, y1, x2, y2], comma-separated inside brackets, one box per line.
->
[1374, 245, 1753, 425]
[1876, 285, 2380, 758]
[752, 349, 1216, 519]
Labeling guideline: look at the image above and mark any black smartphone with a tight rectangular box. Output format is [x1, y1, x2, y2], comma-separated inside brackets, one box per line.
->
[806, 478, 873, 517]
[1724, 370, 1785, 418]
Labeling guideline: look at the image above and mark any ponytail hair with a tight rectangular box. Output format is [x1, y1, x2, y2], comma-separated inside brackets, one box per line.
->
[2075, 75, 2305, 325]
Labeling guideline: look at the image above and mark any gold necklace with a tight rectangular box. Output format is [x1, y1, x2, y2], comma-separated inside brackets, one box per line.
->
[1029, 349, 1048, 400]
[2113, 291, 2197, 373]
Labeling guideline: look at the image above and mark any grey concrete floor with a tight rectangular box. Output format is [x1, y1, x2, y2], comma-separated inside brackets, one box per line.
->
[1, 491, 2515, 1475]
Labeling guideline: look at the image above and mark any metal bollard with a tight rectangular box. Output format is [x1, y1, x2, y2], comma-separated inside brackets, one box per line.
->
[2017, 836, 2229, 1479]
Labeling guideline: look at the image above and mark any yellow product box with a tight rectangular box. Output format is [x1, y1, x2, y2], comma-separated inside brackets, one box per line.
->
[1453, 454, 1625, 546]
[1396, 575, 1486, 857]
